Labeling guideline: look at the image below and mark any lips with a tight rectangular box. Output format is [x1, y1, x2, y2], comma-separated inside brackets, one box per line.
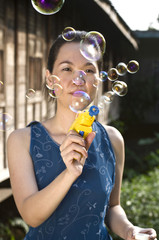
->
[69, 88, 87, 94]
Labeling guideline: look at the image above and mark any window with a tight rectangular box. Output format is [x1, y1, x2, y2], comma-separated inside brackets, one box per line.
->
[29, 57, 42, 91]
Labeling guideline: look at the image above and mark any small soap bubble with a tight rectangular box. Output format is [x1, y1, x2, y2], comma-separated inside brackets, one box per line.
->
[80, 31, 104, 61]
[99, 71, 108, 82]
[72, 70, 86, 86]
[127, 60, 139, 74]
[108, 68, 118, 81]
[93, 76, 99, 89]
[49, 83, 63, 98]
[26, 89, 36, 99]
[62, 27, 76, 41]
[0, 113, 13, 132]
[98, 101, 104, 110]
[69, 91, 91, 113]
[112, 81, 128, 96]
[46, 75, 61, 90]
[0, 81, 4, 87]
[116, 62, 127, 76]
[103, 91, 115, 103]
[98, 95, 107, 109]
[31, 0, 65, 15]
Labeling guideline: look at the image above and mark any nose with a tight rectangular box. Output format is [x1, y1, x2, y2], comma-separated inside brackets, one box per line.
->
[72, 70, 86, 86]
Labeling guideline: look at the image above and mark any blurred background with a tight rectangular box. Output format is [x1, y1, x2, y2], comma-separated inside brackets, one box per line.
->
[0, 0, 159, 239]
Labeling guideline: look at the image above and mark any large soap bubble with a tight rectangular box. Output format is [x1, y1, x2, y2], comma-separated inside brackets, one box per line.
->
[80, 31, 106, 61]
[31, 0, 65, 15]
[72, 70, 86, 86]
[69, 91, 91, 113]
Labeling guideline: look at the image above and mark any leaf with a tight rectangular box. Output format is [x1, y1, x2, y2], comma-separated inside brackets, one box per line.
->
[138, 138, 156, 145]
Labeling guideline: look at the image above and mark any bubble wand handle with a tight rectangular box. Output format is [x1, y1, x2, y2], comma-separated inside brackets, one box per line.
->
[69, 105, 99, 139]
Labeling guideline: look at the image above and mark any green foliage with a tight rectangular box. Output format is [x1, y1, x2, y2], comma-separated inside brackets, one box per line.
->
[0, 217, 28, 240]
[121, 167, 159, 235]
[124, 146, 159, 179]
[138, 132, 159, 146]
[0, 222, 15, 240]
[124, 132, 159, 179]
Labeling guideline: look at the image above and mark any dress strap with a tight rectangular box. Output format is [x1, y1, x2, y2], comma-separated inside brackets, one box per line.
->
[26, 121, 39, 127]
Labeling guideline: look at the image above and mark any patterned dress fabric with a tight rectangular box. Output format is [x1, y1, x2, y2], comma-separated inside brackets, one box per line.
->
[24, 121, 116, 240]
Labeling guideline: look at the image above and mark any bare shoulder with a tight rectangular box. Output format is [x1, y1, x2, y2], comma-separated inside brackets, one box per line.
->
[7, 127, 31, 151]
[103, 125, 125, 159]
[104, 125, 124, 145]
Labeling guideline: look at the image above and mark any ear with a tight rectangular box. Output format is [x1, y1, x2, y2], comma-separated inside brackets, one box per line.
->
[45, 70, 54, 89]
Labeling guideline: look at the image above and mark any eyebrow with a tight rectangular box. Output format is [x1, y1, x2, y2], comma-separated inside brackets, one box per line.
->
[58, 60, 74, 66]
[58, 60, 96, 67]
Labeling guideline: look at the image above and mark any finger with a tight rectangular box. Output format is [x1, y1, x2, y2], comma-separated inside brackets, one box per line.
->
[139, 229, 157, 238]
[60, 131, 86, 152]
[61, 143, 88, 159]
[85, 131, 96, 150]
[80, 155, 87, 166]
[63, 150, 83, 163]
[134, 229, 157, 240]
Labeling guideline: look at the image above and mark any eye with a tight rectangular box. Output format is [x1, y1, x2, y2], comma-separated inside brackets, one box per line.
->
[85, 69, 95, 74]
[62, 67, 72, 72]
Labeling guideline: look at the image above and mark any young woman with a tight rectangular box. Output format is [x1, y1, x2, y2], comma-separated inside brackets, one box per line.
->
[7, 30, 157, 240]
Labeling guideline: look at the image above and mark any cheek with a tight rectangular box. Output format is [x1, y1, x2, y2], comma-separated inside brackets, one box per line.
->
[87, 83, 97, 101]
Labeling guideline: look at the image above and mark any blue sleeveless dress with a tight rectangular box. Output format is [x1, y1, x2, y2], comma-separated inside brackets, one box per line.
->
[24, 121, 116, 240]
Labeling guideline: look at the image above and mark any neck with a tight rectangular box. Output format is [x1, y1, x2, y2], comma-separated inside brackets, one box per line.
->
[50, 104, 77, 134]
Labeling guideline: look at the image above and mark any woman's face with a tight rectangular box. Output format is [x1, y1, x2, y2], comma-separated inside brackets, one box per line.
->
[46, 42, 99, 110]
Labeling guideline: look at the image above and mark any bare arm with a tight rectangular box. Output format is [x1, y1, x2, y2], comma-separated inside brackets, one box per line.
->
[7, 128, 95, 228]
[105, 126, 156, 240]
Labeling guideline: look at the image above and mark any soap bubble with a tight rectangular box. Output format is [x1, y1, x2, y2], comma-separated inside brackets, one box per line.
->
[103, 91, 115, 103]
[69, 91, 91, 113]
[112, 81, 128, 96]
[116, 62, 127, 76]
[46, 75, 61, 90]
[80, 31, 105, 61]
[72, 70, 99, 89]
[72, 70, 86, 86]
[108, 68, 118, 81]
[48, 83, 63, 98]
[98, 92, 115, 107]
[26, 89, 36, 99]
[89, 31, 106, 54]
[0, 81, 3, 87]
[62, 27, 76, 41]
[127, 60, 139, 74]
[31, 0, 65, 15]
[99, 71, 108, 82]
[92, 76, 99, 89]
[0, 113, 13, 132]
[46, 75, 63, 98]
[98, 95, 106, 109]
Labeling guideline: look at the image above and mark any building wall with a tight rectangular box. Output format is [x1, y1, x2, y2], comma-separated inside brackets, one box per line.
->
[0, 0, 137, 181]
